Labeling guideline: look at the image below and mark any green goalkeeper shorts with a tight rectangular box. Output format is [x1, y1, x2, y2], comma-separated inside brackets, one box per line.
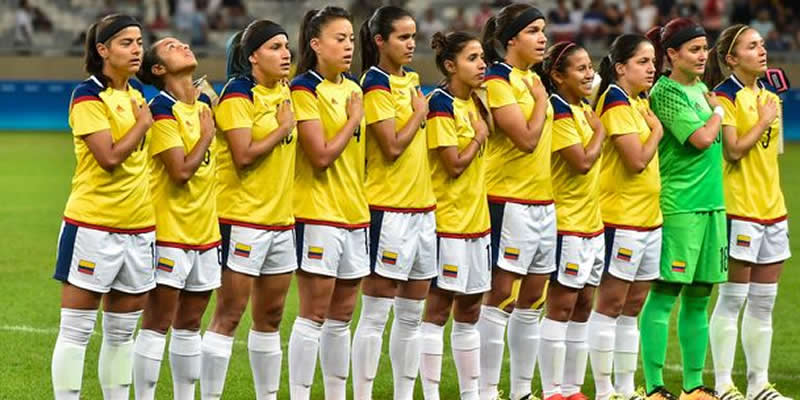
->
[659, 210, 728, 284]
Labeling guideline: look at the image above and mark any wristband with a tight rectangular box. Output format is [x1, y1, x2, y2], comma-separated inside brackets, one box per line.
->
[713, 106, 724, 118]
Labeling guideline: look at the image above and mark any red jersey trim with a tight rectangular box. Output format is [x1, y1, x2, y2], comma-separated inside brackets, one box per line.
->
[727, 214, 788, 225]
[295, 218, 370, 229]
[369, 204, 436, 213]
[63, 217, 155, 234]
[436, 229, 491, 239]
[557, 229, 604, 238]
[487, 195, 555, 206]
[156, 240, 221, 251]
[603, 223, 662, 232]
[218, 218, 295, 231]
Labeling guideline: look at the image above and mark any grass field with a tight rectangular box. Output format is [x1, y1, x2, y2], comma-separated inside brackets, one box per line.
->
[1, 131, 798, 399]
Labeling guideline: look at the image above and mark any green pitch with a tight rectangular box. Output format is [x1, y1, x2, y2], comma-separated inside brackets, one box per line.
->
[1, 131, 798, 399]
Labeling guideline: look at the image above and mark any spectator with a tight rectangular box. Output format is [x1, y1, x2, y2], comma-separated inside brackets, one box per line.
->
[570, 0, 586, 36]
[656, 0, 676, 24]
[31, 5, 52, 32]
[225, 2, 249, 30]
[418, 7, 446, 42]
[449, 7, 470, 32]
[14, 0, 34, 49]
[473, 2, 493, 31]
[634, 0, 658, 33]
[604, 4, 625, 45]
[729, 0, 752, 25]
[675, 0, 700, 22]
[581, 0, 607, 42]
[190, 0, 209, 46]
[750, 8, 775, 38]
[765, 29, 789, 51]
[702, 0, 724, 42]
[549, 0, 577, 42]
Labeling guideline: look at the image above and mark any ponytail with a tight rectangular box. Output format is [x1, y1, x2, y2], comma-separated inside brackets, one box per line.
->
[481, 16, 502, 64]
[595, 55, 613, 106]
[595, 33, 652, 106]
[84, 22, 104, 83]
[431, 31, 477, 79]
[137, 40, 166, 90]
[297, 7, 352, 75]
[359, 6, 413, 72]
[703, 24, 750, 88]
[359, 19, 378, 72]
[645, 26, 666, 80]
[536, 41, 582, 94]
[225, 30, 250, 79]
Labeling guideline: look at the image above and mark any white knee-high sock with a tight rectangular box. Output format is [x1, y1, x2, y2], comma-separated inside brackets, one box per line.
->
[170, 329, 202, 400]
[613, 315, 640, 397]
[288, 317, 322, 400]
[99, 310, 141, 400]
[420, 322, 444, 400]
[508, 308, 542, 400]
[133, 329, 166, 400]
[390, 298, 425, 400]
[52, 308, 97, 400]
[562, 321, 589, 397]
[320, 319, 351, 400]
[710, 282, 748, 393]
[452, 321, 481, 400]
[477, 305, 509, 400]
[539, 318, 568, 399]
[742, 282, 777, 395]
[200, 330, 234, 400]
[249, 330, 282, 400]
[588, 312, 616, 400]
[352, 295, 392, 400]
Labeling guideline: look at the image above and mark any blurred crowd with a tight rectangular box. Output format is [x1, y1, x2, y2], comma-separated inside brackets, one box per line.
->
[11, 0, 800, 52]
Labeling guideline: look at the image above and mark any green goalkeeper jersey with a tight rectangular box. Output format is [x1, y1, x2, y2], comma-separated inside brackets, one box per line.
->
[649, 75, 725, 215]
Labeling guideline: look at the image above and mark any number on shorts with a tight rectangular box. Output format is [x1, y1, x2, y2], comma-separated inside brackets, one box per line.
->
[760, 126, 772, 149]
[720, 245, 729, 273]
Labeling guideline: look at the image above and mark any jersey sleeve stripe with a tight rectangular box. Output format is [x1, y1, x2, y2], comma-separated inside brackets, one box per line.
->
[714, 90, 734, 102]
[601, 100, 629, 115]
[364, 85, 391, 94]
[221, 92, 252, 102]
[154, 114, 176, 121]
[554, 112, 572, 120]
[72, 95, 101, 105]
[290, 85, 317, 97]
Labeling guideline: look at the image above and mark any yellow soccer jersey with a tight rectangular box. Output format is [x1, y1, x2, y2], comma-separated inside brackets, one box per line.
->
[215, 77, 296, 228]
[64, 76, 154, 231]
[596, 84, 662, 229]
[427, 87, 490, 236]
[485, 62, 554, 204]
[290, 70, 369, 227]
[361, 66, 436, 211]
[149, 91, 220, 248]
[550, 94, 603, 235]
[715, 75, 787, 222]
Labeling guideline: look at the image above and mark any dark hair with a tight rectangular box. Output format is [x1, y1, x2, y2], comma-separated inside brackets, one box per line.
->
[359, 6, 413, 72]
[596, 34, 651, 105]
[533, 41, 584, 93]
[84, 14, 142, 86]
[645, 18, 705, 79]
[431, 31, 479, 79]
[226, 19, 288, 79]
[225, 30, 249, 78]
[703, 24, 750, 88]
[297, 7, 352, 75]
[481, 3, 540, 64]
[136, 40, 166, 90]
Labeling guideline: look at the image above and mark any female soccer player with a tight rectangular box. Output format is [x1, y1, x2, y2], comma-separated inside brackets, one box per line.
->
[588, 34, 662, 400]
[419, 31, 490, 400]
[351, 6, 435, 400]
[536, 41, 605, 400]
[288, 7, 368, 400]
[51, 14, 153, 400]
[705, 24, 790, 400]
[199, 20, 296, 400]
[642, 18, 726, 400]
[477, 4, 553, 400]
[131, 37, 218, 400]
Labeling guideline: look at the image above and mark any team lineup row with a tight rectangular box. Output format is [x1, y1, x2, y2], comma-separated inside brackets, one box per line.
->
[49, 4, 790, 400]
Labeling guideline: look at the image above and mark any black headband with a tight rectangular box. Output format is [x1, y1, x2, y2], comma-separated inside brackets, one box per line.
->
[242, 24, 288, 57]
[663, 25, 706, 50]
[498, 8, 544, 46]
[96, 15, 141, 44]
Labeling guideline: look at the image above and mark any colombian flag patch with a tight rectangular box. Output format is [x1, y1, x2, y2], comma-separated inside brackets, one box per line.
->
[565, 263, 579, 276]
[381, 251, 398, 265]
[736, 234, 751, 248]
[157, 257, 174, 273]
[503, 247, 520, 261]
[234, 243, 251, 258]
[308, 247, 324, 260]
[671, 260, 687, 272]
[443, 264, 458, 278]
[78, 260, 95, 275]
[616, 248, 633, 262]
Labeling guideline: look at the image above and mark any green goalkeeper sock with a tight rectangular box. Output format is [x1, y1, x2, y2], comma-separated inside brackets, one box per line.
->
[640, 282, 680, 394]
[678, 284, 713, 391]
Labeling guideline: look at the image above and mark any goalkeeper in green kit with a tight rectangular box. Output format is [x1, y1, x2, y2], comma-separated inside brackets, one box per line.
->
[641, 18, 727, 400]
